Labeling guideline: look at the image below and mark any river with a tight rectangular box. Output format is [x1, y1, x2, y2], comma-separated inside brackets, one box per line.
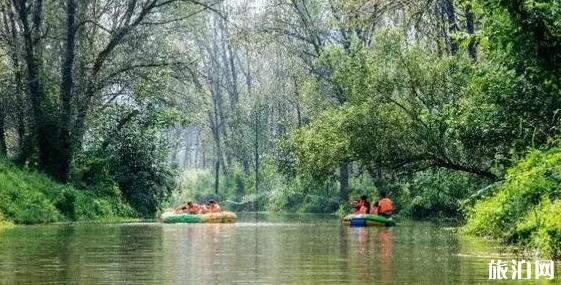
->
[0, 213, 558, 284]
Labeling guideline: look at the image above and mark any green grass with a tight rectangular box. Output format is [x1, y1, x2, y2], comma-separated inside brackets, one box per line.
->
[463, 147, 561, 258]
[0, 212, 14, 229]
[0, 159, 134, 225]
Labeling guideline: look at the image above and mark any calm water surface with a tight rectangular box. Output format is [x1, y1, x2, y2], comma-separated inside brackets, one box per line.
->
[0, 213, 559, 284]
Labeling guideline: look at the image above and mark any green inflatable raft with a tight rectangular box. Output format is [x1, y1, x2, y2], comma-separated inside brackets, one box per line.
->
[161, 211, 237, 224]
[342, 214, 396, 227]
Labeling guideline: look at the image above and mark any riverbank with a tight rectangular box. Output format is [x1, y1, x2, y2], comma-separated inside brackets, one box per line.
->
[464, 148, 561, 259]
[0, 160, 134, 225]
[0, 220, 14, 229]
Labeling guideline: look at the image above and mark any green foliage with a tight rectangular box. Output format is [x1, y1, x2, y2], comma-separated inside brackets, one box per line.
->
[188, 165, 483, 218]
[472, 0, 561, 149]
[523, 198, 561, 258]
[464, 147, 561, 258]
[266, 175, 339, 213]
[171, 168, 251, 212]
[72, 156, 120, 197]
[290, 32, 501, 184]
[111, 128, 178, 218]
[174, 163, 340, 214]
[0, 209, 14, 228]
[284, 35, 498, 217]
[0, 221, 14, 229]
[0, 159, 132, 224]
[290, 110, 350, 178]
[399, 170, 488, 219]
[74, 69, 181, 219]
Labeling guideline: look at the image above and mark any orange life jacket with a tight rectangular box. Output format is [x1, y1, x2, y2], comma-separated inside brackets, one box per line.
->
[378, 198, 394, 214]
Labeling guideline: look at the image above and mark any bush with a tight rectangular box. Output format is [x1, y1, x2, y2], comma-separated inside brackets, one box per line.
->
[0, 161, 65, 224]
[72, 155, 135, 220]
[399, 170, 488, 219]
[464, 148, 561, 258]
[0, 212, 14, 228]
[73, 127, 177, 219]
[0, 159, 133, 224]
[108, 127, 178, 218]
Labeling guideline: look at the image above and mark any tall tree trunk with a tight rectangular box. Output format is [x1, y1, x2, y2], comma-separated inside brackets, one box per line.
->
[434, 3, 444, 56]
[292, 76, 302, 128]
[71, 0, 168, 169]
[209, 109, 222, 194]
[339, 159, 350, 203]
[31, 0, 44, 63]
[0, 100, 6, 157]
[186, 129, 192, 168]
[227, 44, 239, 106]
[218, 12, 239, 108]
[442, 0, 458, 54]
[15, 0, 56, 176]
[194, 128, 201, 168]
[0, 1, 12, 157]
[254, 104, 260, 211]
[465, 3, 477, 59]
[14, 82, 29, 165]
[0, 2, 31, 165]
[3, 0, 30, 164]
[202, 145, 206, 169]
[214, 160, 220, 195]
[57, 0, 78, 182]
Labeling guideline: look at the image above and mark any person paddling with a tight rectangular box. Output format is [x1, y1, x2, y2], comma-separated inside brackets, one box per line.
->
[174, 201, 202, 214]
[356, 195, 370, 214]
[207, 200, 222, 213]
[186, 202, 203, 214]
[378, 192, 394, 217]
[370, 202, 380, 215]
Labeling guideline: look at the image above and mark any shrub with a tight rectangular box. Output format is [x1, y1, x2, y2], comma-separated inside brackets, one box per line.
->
[0, 159, 133, 224]
[107, 128, 178, 218]
[0, 161, 65, 224]
[400, 170, 487, 219]
[464, 148, 561, 258]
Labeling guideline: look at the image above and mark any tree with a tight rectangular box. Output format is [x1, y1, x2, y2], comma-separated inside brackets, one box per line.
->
[0, 0, 216, 181]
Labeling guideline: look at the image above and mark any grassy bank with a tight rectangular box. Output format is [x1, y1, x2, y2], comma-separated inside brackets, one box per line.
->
[463, 148, 561, 259]
[0, 160, 134, 225]
[0, 213, 14, 229]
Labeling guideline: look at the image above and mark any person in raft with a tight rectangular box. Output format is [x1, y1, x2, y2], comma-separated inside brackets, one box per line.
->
[174, 201, 203, 214]
[355, 195, 370, 214]
[206, 200, 222, 213]
[370, 201, 380, 215]
[377, 192, 394, 217]
[350, 200, 359, 213]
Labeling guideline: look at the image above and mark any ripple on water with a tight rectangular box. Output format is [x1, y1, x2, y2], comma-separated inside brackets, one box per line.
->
[0, 216, 557, 285]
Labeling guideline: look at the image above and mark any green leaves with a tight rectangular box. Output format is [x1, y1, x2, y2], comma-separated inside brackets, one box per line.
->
[299, 32, 501, 178]
[464, 147, 561, 258]
[0, 159, 132, 224]
[291, 109, 351, 178]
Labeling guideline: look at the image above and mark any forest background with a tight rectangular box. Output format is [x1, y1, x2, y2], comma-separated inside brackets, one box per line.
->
[1, 0, 561, 257]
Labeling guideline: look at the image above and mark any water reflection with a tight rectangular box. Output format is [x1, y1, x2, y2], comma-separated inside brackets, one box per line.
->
[339, 227, 394, 284]
[0, 215, 560, 284]
[0, 223, 164, 284]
